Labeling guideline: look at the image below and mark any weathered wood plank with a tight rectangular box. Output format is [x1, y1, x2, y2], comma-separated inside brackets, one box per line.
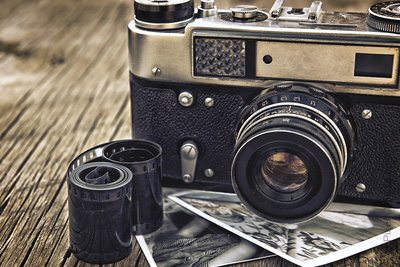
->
[0, 0, 133, 265]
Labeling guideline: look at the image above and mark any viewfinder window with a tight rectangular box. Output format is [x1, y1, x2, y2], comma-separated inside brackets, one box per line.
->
[354, 53, 394, 78]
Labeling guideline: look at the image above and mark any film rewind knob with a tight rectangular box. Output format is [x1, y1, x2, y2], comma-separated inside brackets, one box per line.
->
[134, 0, 195, 29]
[367, 1, 400, 33]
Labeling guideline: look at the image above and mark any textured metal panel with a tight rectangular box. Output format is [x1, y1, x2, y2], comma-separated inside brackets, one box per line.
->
[256, 41, 399, 86]
[194, 37, 246, 77]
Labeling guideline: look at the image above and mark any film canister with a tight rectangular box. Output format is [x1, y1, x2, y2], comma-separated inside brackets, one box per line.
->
[103, 140, 163, 235]
[67, 161, 133, 264]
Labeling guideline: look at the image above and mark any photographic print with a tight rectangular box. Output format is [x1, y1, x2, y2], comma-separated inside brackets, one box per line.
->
[169, 190, 400, 267]
[136, 188, 274, 267]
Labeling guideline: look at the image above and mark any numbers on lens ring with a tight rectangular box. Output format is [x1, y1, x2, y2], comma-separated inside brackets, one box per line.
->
[309, 100, 317, 107]
[293, 96, 301, 102]
[281, 96, 288, 101]
[261, 100, 268, 107]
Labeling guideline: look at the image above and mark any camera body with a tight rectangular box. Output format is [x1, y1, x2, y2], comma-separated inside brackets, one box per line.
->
[129, 0, 400, 222]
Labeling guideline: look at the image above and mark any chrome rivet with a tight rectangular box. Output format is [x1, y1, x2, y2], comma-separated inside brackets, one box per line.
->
[204, 168, 214, 177]
[181, 144, 198, 160]
[205, 97, 214, 107]
[183, 174, 193, 183]
[356, 183, 366, 193]
[362, 109, 372, 120]
[152, 67, 162, 76]
[178, 92, 194, 107]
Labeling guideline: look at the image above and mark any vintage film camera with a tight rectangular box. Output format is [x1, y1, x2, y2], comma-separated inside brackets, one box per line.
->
[128, 0, 400, 223]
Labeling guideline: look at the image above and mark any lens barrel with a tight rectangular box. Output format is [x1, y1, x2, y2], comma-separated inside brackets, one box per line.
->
[232, 84, 354, 223]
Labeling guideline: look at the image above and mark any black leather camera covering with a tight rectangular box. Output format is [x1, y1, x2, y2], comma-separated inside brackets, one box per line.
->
[130, 76, 400, 204]
[338, 102, 400, 204]
[130, 78, 244, 186]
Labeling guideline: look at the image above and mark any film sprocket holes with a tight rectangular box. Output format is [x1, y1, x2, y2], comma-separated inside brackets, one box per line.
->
[67, 140, 163, 263]
[103, 140, 163, 235]
[67, 162, 133, 264]
[129, 0, 400, 223]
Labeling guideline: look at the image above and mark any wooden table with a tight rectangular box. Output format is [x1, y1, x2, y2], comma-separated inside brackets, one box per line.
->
[0, 0, 398, 266]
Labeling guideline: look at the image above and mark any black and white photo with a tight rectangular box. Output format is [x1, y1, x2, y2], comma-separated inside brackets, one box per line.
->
[136, 188, 274, 267]
[170, 190, 400, 267]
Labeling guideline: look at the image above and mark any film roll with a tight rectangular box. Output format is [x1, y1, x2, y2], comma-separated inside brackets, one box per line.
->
[67, 162, 133, 264]
[103, 140, 163, 235]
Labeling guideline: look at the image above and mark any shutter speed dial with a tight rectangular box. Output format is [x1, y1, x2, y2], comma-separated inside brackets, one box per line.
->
[367, 1, 400, 33]
[230, 5, 259, 19]
[221, 5, 267, 22]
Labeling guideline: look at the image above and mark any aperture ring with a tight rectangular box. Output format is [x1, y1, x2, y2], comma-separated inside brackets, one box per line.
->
[237, 115, 342, 177]
[238, 105, 346, 174]
[237, 99, 349, 172]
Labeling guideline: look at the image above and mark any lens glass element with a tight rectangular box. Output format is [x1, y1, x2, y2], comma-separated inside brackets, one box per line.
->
[262, 152, 308, 193]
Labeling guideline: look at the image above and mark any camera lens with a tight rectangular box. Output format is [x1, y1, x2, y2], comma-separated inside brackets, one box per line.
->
[261, 152, 308, 193]
[232, 84, 354, 223]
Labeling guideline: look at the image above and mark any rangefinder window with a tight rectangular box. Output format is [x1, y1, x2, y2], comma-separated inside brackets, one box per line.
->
[354, 53, 394, 78]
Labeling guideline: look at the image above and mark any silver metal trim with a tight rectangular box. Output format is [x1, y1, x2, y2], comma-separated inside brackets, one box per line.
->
[128, 8, 400, 97]
[270, 0, 284, 18]
[134, 16, 195, 30]
[230, 5, 259, 19]
[309, 1, 323, 21]
[201, 0, 214, 10]
[198, 0, 218, 18]
[256, 41, 398, 85]
[178, 92, 194, 107]
[269, 0, 323, 22]
[370, 4, 400, 21]
[180, 141, 199, 183]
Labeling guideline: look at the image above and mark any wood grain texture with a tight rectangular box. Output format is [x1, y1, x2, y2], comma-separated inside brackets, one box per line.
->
[0, 0, 398, 266]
